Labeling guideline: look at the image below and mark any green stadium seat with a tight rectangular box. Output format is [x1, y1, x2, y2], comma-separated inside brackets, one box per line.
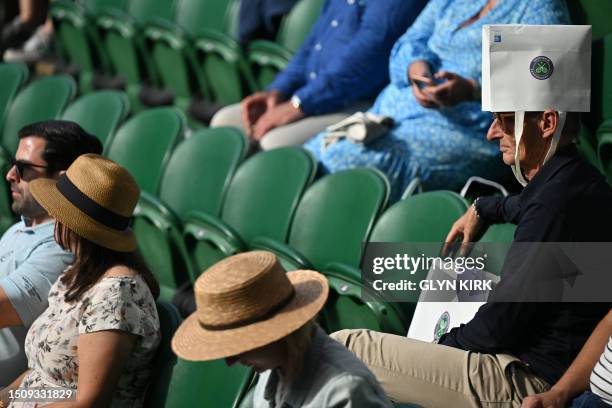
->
[133, 127, 246, 289]
[133, 192, 192, 301]
[0, 63, 29, 133]
[154, 358, 251, 407]
[106, 107, 184, 194]
[0, 62, 29, 233]
[568, 1, 612, 39]
[183, 147, 316, 273]
[144, 300, 181, 406]
[2, 75, 77, 156]
[61, 90, 129, 150]
[321, 263, 408, 335]
[324, 191, 468, 327]
[190, 0, 258, 106]
[248, 0, 325, 89]
[251, 168, 389, 272]
[94, 0, 175, 111]
[143, 0, 240, 113]
[51, 0, 124, 93]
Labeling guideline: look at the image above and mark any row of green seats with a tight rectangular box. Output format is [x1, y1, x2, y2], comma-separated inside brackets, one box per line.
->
[50, 0, 324, 126]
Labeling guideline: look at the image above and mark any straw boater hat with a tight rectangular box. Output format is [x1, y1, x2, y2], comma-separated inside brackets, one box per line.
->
[172, 251, 329, 361]
[29, 153, 139, 252]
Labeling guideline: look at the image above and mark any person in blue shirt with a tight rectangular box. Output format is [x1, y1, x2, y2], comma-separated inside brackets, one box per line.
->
[0, 120, 102, 387]
[211, 0, 427, 150]
[304, 0, 570, 201]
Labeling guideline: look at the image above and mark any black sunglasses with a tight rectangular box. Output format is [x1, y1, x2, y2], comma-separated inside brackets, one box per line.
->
[10, 158, 48, 179]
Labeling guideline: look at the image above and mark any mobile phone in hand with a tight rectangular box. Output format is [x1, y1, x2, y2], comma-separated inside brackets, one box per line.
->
[412, 74, 433, 90]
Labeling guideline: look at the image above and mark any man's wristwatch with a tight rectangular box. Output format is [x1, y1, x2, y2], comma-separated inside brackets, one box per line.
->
[290, 95, 302, 111]
[472, 197, 482, 219]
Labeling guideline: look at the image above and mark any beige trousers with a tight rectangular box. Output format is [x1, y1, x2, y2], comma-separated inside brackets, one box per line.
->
[332, 329, 550, 408]
[210, 101, 371, 150]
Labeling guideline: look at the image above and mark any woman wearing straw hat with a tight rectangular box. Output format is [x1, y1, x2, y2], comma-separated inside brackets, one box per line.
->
[172, 251, 392, 407]
[0, 154, 160, 408]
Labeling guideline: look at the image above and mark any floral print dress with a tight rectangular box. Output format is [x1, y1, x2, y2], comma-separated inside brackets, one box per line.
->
[9, 274, 160, 408]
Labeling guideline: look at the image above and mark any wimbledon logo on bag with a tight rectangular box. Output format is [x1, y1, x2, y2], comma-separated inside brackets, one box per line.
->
[530, 56, 554, 80]
[434, 311, 451, 342]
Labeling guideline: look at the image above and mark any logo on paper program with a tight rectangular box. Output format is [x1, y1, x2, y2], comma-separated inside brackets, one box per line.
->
[530, 56, 554, 80]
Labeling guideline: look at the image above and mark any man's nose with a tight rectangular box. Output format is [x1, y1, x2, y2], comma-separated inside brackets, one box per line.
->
[486, 119, 504, 141]
[6, 164, 18, 183]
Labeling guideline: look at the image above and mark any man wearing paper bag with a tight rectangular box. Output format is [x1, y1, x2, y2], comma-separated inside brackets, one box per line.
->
[332, 25, 612, 407]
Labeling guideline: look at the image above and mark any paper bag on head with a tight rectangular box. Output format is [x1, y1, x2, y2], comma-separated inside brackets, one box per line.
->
[481, 24, 591, 185]
[482, 24, 591, 112]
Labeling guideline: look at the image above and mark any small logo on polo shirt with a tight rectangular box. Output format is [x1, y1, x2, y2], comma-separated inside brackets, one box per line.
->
[434, 311, 451, 342]
[530, 56, 554, 80]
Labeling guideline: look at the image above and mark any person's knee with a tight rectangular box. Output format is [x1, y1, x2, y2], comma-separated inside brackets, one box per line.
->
[210, 104, 241, 128]
[330, 329, 372, 351]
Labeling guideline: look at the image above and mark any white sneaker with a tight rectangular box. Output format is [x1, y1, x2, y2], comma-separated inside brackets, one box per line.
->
[3, 27, 52, 63]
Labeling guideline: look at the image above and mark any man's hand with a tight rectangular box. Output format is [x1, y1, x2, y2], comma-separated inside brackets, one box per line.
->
[443, 206, 485, 256]
[425, 71, 477, 107]
[521, 388, 570, 408]
[241, 90, 283, 134]
[252, 101, 305, 141]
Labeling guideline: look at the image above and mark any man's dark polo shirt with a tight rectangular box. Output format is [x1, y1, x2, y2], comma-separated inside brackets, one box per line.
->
[440, 145, 612, 386]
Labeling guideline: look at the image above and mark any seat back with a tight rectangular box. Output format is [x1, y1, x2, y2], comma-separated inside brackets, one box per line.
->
[0, 63, 28, 135]
[133, 193, 192, 301]
[83, 0, 126, 14]
[106, 107, 184, 194]
[144, 301, 181, 407]
[322, 268, 407, 335]
[159, 127, 246, 218]
[61, 90, 129, 149]
[568, 1, 612, 39]
[174, 0, 230, 35]
[128, 0, 176, 25]
[276, 0, 325, 52]
[2, 75, 76, 155]
[288, 168, 389, 270]
[157, 359, 250, 407]
[370, 191, 468, 243]
[221, 147, 316, 245]
[367, 191, 468, 320]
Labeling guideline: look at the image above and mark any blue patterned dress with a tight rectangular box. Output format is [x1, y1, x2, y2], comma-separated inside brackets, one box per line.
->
[304, 0, 570, 200]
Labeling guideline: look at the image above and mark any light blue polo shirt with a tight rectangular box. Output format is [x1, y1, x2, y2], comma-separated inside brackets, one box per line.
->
[0, 219, 73, 387]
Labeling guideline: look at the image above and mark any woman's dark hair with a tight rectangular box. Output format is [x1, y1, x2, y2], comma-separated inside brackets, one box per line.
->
[55, 222, 160, 302]
[18, 120, 103, 175]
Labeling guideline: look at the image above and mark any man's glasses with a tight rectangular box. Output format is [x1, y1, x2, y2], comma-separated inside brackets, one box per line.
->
[10, 158, 48, 180]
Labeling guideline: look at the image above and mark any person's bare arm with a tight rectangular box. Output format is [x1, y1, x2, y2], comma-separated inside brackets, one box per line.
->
[0, 287, 23, 329]
[45, 330, 137, 408]
[522, 309, 612, 408]
[0, 369, 30, 406]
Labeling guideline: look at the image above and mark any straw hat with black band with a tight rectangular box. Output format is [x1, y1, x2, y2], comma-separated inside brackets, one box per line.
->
[29, 153, 139, 252]
[172, 251, 329, 361]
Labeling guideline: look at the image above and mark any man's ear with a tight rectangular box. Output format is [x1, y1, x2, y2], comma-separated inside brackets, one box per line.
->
[540, 109, 558, 140]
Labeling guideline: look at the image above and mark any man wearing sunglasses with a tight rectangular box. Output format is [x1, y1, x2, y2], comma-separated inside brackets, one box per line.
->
[0, 120, 102, 387]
